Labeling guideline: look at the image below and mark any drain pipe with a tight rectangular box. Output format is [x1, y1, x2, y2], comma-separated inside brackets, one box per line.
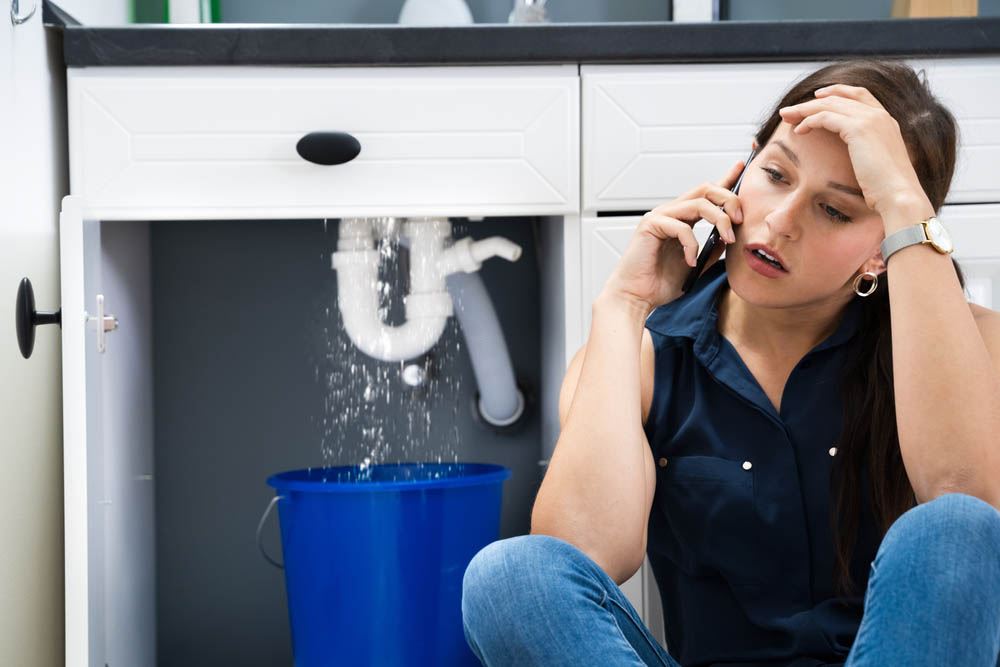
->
[331, 211, 526, 421]
[445, 270, 527, 431]
[331, 218, 450, 361]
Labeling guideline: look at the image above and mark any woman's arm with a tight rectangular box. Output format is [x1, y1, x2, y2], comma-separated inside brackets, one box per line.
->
[882, 201, 1000, 509]
[531, 290, 657, 585]
[778, 83, 1000, 510]
[532, 163, 745, 583]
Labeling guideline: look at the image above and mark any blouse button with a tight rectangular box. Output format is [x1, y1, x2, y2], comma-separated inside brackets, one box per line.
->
[829, 446, 838, 457]
[742, 461, 752, 471]
[658, 457, 668, 468]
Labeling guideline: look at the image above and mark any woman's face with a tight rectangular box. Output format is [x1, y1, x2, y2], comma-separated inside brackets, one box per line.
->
[727, 120, 887, 310]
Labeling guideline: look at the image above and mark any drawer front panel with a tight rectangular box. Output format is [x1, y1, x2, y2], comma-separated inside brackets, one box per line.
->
[583, 62, 813, 214]
[912, 59, 1000, 205]
[583, 59, 1000, 214]
[941, 203, 1000, 310]
[69, 66, 579, 218]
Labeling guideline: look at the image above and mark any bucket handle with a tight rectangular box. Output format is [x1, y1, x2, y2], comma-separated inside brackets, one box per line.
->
[256, 495, 285, 570]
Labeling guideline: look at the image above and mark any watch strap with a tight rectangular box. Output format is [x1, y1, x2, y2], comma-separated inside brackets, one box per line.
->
[880, 223, 928, 263]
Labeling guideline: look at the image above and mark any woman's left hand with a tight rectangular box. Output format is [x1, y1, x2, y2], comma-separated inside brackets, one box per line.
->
[777, 84, 935, 226]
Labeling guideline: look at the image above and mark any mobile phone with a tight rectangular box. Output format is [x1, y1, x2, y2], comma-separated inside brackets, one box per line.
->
[679, 146, 758, 294]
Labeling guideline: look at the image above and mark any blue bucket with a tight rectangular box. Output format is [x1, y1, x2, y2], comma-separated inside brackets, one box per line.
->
[260, 462, 511, 666]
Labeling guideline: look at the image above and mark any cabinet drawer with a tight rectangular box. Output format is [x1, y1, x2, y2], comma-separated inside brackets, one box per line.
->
[911, 59, 1000, 205]
[582, 62, 813, 214]
[941, 203, 1000, 309]
[582, 58, 1000, 214]
[68, 66, 579, 219]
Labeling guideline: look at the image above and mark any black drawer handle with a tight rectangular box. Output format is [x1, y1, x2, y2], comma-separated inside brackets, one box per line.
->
[15, 278, 61, 359]
[295, 131, 361, 166]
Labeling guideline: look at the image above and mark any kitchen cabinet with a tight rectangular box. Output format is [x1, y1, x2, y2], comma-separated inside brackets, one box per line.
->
[58, 54, 1000, 664]
[60, 64, 578, 666]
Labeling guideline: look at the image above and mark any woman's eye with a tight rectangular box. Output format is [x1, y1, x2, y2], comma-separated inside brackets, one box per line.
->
[761, 166, 853, 224]
[822, 204, 852, 224]
[761, 167, 784, 183]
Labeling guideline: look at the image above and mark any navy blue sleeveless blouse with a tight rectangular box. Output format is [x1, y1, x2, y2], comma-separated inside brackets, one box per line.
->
[642, 259, 882, 667]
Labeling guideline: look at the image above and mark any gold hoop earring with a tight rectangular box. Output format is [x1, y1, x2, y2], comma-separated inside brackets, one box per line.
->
[853, 271, 878, 297]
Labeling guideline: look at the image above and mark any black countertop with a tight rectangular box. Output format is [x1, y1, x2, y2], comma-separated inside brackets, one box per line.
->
[43, 0, 1000, 67]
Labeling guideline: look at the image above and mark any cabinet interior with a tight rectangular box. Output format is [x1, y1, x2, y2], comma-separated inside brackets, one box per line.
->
[88, 215, 568, 665]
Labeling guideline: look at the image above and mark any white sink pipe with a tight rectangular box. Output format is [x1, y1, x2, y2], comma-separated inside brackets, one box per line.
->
[331, 217, 526, 427]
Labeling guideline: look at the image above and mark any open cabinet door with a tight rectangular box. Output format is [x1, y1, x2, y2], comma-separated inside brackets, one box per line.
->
[60, 195, 107, 667]
[60, 196, 157, 667]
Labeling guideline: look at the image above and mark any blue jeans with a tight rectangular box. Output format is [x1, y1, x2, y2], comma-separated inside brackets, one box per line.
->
[462, 493, 1000, 666]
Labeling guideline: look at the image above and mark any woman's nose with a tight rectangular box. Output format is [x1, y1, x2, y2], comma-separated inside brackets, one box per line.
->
[763, 194, 806, 240]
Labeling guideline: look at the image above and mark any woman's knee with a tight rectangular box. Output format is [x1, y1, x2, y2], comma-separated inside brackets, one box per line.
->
[878, 492, 1000, 584]
[890, 492, 1000, 545]
[462, 534, 598, 630]
[464, 536, 524, 610]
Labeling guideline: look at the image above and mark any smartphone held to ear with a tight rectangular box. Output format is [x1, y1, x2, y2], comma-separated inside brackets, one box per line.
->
[679, 146, 758, 294]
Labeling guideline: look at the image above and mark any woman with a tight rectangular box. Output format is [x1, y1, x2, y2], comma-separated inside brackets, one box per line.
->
[461, 59, 1000, 666]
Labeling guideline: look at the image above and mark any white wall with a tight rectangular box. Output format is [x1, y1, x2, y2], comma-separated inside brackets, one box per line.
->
[56, 0, 130, 25]
[3, 1, 133, 661]
[0, 0, 124, 661]
[0, 8, 69, 667]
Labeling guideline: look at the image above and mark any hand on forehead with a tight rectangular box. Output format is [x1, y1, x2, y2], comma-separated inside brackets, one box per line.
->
[764, 121, 863, 196]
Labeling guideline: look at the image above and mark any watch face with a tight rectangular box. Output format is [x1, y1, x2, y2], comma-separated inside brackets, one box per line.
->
[926, 217, 954, 253]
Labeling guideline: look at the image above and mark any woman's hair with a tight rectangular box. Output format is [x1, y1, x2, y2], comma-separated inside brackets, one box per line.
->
[752, 59, 965, 598]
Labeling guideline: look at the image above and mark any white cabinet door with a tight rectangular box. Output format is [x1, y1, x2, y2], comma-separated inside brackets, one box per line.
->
[61, 197, 157, 667]
[581, 215, 715, 334]
[61, 197, 106, 667]
[68, 65, 580, 220]
[578, 204, 1000, 647]
[578, 214, 717, 643]
[578, 214, 649, 623]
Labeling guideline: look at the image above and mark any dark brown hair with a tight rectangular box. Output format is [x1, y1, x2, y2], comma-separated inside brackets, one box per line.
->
[752, 59, 965, 598]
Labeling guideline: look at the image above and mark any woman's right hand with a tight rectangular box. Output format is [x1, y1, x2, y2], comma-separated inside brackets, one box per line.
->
[601, 159, 748, 314]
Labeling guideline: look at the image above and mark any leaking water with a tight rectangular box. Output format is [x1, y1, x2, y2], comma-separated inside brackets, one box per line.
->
[314, 218, 466, 472]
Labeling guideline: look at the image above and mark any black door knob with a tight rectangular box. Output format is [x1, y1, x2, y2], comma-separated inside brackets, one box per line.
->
[295, 131, 361, 166]
[15, 278, 61, 359]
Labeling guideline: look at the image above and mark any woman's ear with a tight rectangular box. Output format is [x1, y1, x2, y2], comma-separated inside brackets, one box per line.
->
[862, 251, 888, 277]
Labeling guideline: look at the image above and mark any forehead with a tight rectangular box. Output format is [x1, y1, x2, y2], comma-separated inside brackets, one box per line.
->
[764, 121, 857, 185]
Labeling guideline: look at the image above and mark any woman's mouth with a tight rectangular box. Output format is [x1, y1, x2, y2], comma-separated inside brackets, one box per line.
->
[743, 247, 788, 278]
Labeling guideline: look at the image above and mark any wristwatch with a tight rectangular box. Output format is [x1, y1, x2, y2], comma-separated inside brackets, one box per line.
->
[880, 216, 954, 264]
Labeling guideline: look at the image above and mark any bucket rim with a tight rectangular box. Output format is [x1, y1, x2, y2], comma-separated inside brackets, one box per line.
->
[266, 461, 512, 493]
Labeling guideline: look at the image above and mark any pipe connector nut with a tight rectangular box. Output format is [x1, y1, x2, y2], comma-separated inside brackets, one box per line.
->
[439, 237, 482, 275]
